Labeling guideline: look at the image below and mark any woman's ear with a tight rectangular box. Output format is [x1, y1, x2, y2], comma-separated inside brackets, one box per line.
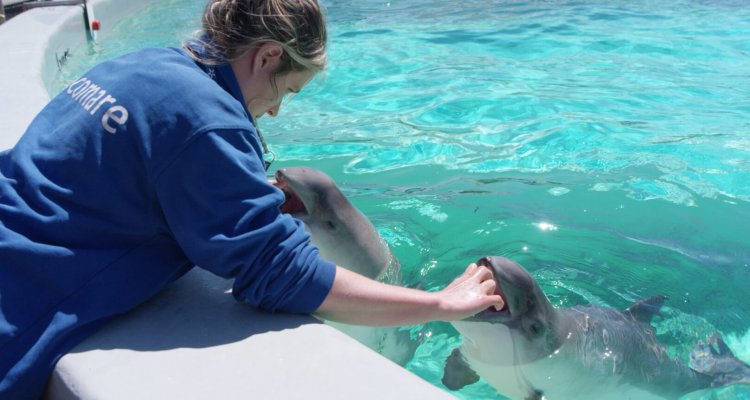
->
[255, 43, 284, 71]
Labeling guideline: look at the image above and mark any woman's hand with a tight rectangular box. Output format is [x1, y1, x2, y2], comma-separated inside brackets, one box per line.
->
[433, 263, 504, 321]
[314, 263, 504, 327]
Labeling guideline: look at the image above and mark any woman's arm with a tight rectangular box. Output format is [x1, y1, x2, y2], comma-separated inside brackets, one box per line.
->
[314, 263, 504, 326]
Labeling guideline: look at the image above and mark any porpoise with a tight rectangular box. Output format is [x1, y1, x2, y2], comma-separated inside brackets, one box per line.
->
[275, 166, 399, 283]
[275, 167, 414, 363]
[443, 256, 750, 400]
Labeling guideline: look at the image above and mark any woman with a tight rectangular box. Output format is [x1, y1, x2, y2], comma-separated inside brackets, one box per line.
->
[0, 0, 503, 397]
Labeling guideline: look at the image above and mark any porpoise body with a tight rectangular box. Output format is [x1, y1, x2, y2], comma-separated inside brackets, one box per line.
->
[275, 167, 413, 363]
[444, 256, 750, 400]
[276, 167, 399, 282]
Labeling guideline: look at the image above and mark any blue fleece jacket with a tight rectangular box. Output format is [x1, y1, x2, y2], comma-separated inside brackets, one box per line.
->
[0, 46, 336, 398]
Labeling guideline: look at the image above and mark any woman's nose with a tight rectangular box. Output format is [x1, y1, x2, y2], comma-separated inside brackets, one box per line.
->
[267, 103, 280, 117]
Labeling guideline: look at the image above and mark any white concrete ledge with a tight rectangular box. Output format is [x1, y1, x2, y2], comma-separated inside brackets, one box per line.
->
[0, 5, 85, 149]
[0, 0, 162, 150]
[45, 268, 452, 399]
[4, 0, 27, 7]
[0, 3, 454, 399]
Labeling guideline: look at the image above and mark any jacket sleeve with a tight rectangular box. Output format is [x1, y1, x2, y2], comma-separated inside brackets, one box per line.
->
[154, 128, 336, 313]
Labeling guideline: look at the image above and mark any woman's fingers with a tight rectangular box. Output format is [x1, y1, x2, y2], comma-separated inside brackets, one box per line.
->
[477, 267, 504, 310]
[480, 277, 497, 294]
[445, 263, 478, 290]
[475, 264, 493, 281]
[435, 261, 507, 320]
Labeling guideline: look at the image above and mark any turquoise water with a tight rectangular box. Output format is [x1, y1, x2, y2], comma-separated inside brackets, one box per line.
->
[53, 0, 750, 398]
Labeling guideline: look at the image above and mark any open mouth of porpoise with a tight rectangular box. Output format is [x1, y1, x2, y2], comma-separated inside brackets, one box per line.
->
[275, 170, 308, 216]
[467, 258, 510, 322]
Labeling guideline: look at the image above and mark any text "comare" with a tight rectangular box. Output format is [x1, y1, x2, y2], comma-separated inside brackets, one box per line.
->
[66, 77, 129, 134]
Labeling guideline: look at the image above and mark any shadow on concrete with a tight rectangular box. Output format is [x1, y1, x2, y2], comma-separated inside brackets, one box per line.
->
[68, 268, 320, 353]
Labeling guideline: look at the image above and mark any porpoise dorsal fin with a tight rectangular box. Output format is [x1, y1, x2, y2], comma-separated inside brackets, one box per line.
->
[442, 348, 480, 390]
[624, 295, 667, 324]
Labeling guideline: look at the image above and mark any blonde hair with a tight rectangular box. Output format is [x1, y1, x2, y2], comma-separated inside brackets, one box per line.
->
[186, 0, 327, 73]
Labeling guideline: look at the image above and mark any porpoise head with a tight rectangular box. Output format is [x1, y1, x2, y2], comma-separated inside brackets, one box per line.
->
[457, 256, 566, 362]
[276, 166, 345, 220]
[274, 167, 396, 281]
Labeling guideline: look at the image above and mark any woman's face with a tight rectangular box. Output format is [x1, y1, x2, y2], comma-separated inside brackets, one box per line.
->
[232, 43, 316, 121]
[246, 68, 314, 120]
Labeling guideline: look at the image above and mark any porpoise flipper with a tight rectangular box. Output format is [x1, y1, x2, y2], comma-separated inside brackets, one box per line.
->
[690, 333, 750, 387]
[442, 348, 480, 390]
[623, 295, 667, 324]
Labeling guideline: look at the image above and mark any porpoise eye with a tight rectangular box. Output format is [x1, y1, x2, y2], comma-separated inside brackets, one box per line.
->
[326, 221, 336, 229]
[527, 320, 543, 337]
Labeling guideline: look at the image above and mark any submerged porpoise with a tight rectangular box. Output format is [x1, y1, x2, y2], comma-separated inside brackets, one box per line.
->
[444, 256, 750, 400]
[275, 167, 413, 363]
